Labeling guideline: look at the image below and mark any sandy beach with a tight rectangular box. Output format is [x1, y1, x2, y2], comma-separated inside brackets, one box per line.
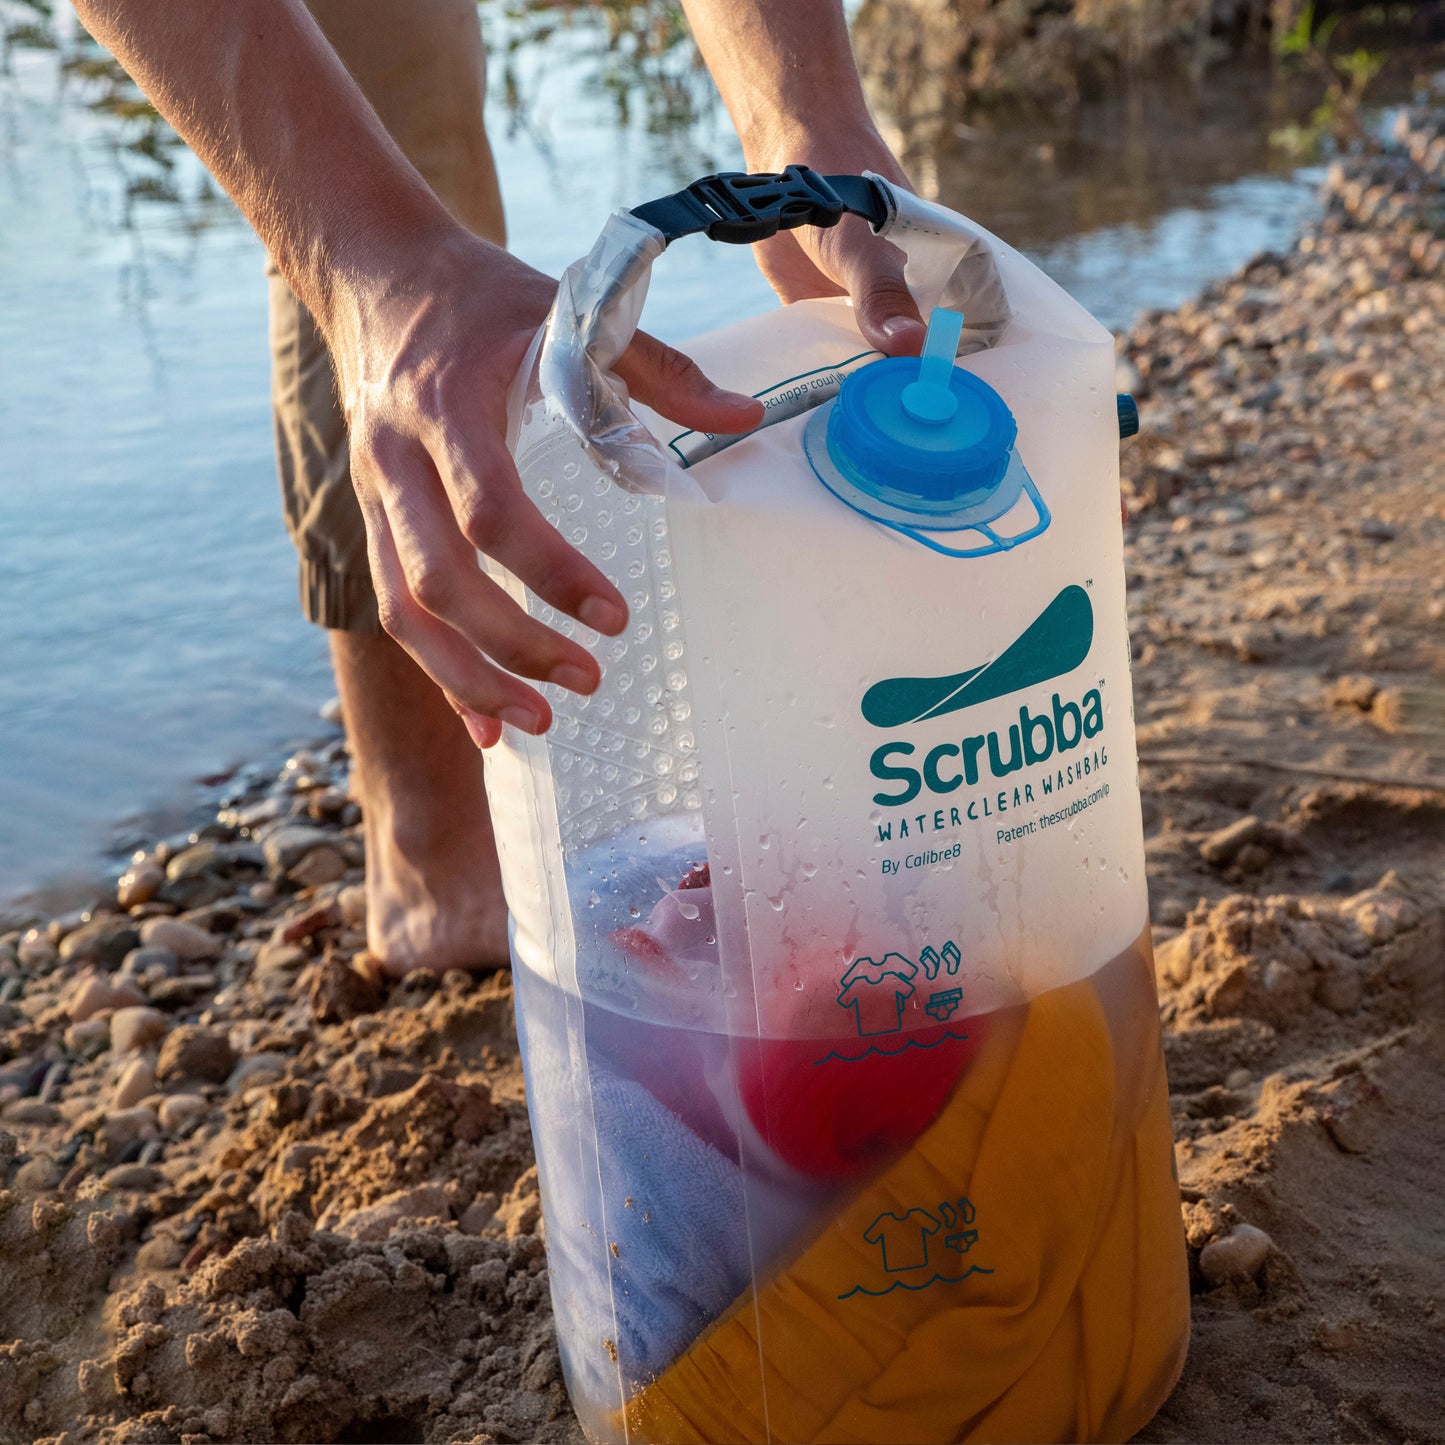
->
[1, 94, 1442, 1445]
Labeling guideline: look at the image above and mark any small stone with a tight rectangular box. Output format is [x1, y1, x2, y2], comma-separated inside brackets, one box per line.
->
[17, 929, 58, 968]
[308, 955, 386, 1024]
[58, 917, 141, 969]
[135, 1234, 186, 1272]
[277, 900, 341, 946]
[1199, 1223, 1273, 1285]
[112, 1056, 157, 1110]
[14, 1156, 61, 1191]
[68, 974, 117, 1023]
[1358, 517, 1396, 541]
[1154, 897, 1188, 929]
[148, 975, 217, 1008]
[255, 941, 308, 974]
[329, 1183, 451, 1241]
[111, 1006, 169, 1055]
[103, 1162, 161, 1191]
[119, 946, 179, 979]
[1328, 363, 1373, 392]
[262, 825, 335, 875]
[1155, 929, 1203, 987]
[139, 917, 221, 961]
[288, 844, 346, 889]
[101, 1107, 160, 1154]
[3, 1099, 60, 1127]
[64, 1016, 112, 1057]
[164, 843, 229, 883]
[157, 1025, 235, 1086]
[337, 885, 367, 928]
[1234, 842, 1272, 875]
[1224, 1068, 1252, 1091]
[320, 696, 344, 726]
[117, 866, 165, 910]
[1200, 815, 1265, 867]
[158, 1093, 208, 1133]
[226, 1053, 288, 1095]
[459, 1195, 499, 1236]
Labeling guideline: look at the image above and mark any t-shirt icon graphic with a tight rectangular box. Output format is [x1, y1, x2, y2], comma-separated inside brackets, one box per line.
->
[837, 953, 919, 1036]
[863, 1208, 940, 1272]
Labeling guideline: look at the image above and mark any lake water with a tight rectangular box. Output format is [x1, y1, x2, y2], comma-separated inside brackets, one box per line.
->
[0, 4, 1329, 906]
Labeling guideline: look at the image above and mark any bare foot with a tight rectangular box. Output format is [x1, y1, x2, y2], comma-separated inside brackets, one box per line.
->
[330, 630, 511, 977]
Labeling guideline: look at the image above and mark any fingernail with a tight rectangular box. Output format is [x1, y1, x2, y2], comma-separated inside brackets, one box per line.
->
[578, 595, 627, 635]
[881, 316, 923, 340]
[550, 662, 597, 695]
[499, 705, 544, 734]
[713, 385, 760, 410]
[458, 711, 499, 749]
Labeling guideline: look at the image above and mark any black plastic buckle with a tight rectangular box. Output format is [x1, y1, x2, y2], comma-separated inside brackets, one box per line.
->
[632, 166, 890, 246]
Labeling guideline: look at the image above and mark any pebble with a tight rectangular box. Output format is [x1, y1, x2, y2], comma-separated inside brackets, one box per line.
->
[1358, 517, 1397, 541]
[112, 1055, 157, 1109]
[148, 975, 217, 1008]
[255, 941, 308, 974]
[59, 917, 141, 968]
[135, 1234, 187, 1272]
[102, 1162, 161, 1192]
[288, 844, 346, 889]
[1317, 964, 1364, 1014]
[1154, 897, 1189, 929]
[119, 945, 179, 979]
[17, 929, 59, 968]
[338, 885, 367, 928]
[1200, 814, 1265, 867]
[1224, 1068, 1252, 1091]
[157, 1025, 236, 1086]
[139, 917, 221, 961]
[3, 1098, 60, 1127]
[1199, 1223, 1274, 1284]
[226, 1052, 288, 1095]
[1155, 929, 1202, 987]
[117, 865, 165, 910]
[330, 1183, 451, 1241]
[14, 1156, 61, 1191]
[110, 1006, 169, 1055]
[64, 1017, 112, 1057]
[100, 1107, 160, 1153]
[262, 824, 336, 875]
[68, 973, 147, 1024]
[157, 1093, 208, 1134]
[320, 696, 344, 726]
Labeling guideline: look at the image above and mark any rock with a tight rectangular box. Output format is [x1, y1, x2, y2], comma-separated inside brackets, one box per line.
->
[288, 844, 346, 889]
[459, 1194, 499, 1236]
[1224, 1067, 1252, 1091]
[110, 1006, 169, 1055]
[14, 1156, 61, 1191]
[139, 917, 221, 961]
[320, 696, 344, 726]
[1154, 897, 1188, 929]
[1343, 887, 1417, 944]
[117, 866, 165, 910]
[101, 1107, 160, 1154]
[1155, 928, 1204, 987]
[337, 885, 367, 928]
[59, 917, 141, 969]
[3, 1099, 60, 1127]
[1234, 842, 1273, 875]
[68, 974, 117, 1024]
[148, 975, 217, 1008]
[255, 941, 308, 974]
[157, 1093, 208, 1134]
[135, 1234, 187, 1272]
[309, 954, 386, 1025]
[157, 1026, 236, 1086]
[226, 1052, 288, 1095]
[164, 842, 231, 882]
[112, 1056, 157, 1109]
[102, 1162, 161, 1192]
[1200, 815, 1265, 867]
[17, 929, 58, 968]
[329, 1183, 451, 1241]
[1359, 517, 1396, 541]
[119, 946, 179, 979]
[64, 1017, 111, 1057]
[262, 825, 335, 875]
[277, 900, 341, 946]
[1199, 1223, 1274, 1285]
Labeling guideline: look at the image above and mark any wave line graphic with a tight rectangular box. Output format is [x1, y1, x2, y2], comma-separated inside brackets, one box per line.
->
[861, 584, 1094, 728]
[838, 1266, 994, 1300]
[812, 1029, 970, 1066]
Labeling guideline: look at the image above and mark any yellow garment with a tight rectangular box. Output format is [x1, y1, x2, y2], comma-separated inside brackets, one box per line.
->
[618, 944, 1188, 1444]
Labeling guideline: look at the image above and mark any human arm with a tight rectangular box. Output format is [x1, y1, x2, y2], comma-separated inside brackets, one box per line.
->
[679, 0, 926, 354]
[72, 0, 763, 744]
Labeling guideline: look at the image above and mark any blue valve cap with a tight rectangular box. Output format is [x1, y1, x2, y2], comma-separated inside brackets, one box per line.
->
[1117, 393, 1140, 440]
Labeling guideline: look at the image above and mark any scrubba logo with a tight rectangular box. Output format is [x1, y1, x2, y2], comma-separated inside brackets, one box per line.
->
[865, 585, 1104, 808]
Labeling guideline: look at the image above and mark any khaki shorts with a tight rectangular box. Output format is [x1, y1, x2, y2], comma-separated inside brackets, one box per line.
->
[269, 0, 506, 632]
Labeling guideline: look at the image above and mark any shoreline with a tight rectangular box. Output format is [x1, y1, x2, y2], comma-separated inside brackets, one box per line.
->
[1, 94, 1443, 1444]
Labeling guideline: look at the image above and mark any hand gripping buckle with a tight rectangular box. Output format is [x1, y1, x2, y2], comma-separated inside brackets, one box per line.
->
[630, 166, 891, 246]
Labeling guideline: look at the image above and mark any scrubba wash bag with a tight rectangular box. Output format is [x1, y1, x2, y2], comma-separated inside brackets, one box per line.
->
[485, 168, 1189, 1444]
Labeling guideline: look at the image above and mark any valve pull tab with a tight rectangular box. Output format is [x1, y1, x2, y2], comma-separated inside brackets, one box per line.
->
[901, 308, 964, 425]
